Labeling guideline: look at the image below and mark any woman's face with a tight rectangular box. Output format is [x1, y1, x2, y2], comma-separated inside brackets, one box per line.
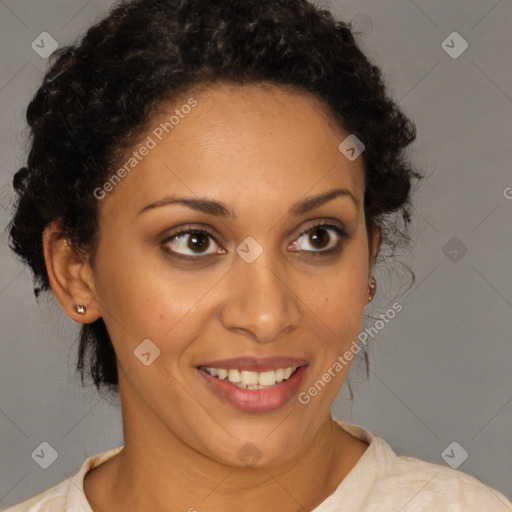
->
[89, 83, 377, 466]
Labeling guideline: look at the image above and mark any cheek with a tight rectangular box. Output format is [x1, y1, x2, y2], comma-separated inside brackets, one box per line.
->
[311, 248, 369, 350]
[94, 223, 369, 359]
[93, 240, 218, 361]
[315, 285, 366, 358]
[325, 272, 367, 322]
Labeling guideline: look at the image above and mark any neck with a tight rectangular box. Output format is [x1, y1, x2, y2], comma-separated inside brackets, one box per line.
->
[89, 376, 366, 512]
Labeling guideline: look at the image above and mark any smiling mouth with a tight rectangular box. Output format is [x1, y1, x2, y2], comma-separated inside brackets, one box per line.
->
[198, 366, 301, 390]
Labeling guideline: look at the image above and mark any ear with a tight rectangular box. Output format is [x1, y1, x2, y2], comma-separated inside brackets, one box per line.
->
[368, 222, 382, 269]
[42, 220, 101, 323]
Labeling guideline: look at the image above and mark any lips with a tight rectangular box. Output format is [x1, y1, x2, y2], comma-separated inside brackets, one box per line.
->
[197, 363, 309, 412]
[196, 356, 309, 372]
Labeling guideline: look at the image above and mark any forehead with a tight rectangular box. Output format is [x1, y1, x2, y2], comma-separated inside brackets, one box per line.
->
[99, 83, 365, 218]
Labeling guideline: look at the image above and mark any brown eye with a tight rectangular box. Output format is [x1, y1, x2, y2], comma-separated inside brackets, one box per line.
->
[162, 229, 224, 257]
[186, 232, 210, 253]
[289, 222, 349, 254]
[308, 227, 330, 250]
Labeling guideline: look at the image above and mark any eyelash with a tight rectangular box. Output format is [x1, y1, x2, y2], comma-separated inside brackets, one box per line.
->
[161, 220, 350, 261]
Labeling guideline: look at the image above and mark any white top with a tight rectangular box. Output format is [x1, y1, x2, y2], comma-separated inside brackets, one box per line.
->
[3, 419, 511, 512]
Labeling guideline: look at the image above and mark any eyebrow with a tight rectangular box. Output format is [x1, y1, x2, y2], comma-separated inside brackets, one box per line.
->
[137, 188, 358, 218]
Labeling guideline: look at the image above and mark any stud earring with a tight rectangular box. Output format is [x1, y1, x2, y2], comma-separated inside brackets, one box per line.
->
[367, 276, 377, 302]
[73, 304, 87, 315]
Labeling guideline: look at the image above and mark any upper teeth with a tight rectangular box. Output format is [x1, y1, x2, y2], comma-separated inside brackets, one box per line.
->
[203, 366, 298, 388]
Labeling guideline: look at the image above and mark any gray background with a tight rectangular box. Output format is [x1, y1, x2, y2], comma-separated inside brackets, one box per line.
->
[1, 0, 511, 508]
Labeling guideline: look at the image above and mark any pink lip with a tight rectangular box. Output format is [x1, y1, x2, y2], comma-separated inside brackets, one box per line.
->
[197, 364, 309, 412]
[197, 356, 309, 372]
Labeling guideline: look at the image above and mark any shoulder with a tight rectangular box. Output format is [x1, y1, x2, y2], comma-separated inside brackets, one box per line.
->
[2, 446, 123, 512]
[333, 419, 512, 511]
[1, 480, 68, 512]
[376, 452, 512, 511]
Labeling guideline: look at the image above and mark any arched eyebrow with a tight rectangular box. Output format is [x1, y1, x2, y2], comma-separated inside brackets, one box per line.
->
[289, 188, 358, 215]
[137, 188, 358, 219]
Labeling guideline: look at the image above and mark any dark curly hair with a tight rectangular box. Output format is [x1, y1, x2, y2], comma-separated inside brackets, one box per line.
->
[7, 0, 423, 399]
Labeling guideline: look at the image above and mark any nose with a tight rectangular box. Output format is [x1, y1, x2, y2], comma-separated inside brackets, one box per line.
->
[219, 250, 301, 343]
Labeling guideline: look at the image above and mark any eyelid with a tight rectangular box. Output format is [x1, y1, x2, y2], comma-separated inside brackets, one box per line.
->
[288, 219, 349, 254]
[292, 218, 348, 238]
[160, 218, 349, 258]
[161, 223, 223, 244]
[160, 224, 225, 256]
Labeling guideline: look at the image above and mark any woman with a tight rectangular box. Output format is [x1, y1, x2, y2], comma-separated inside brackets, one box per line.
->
[5, 0, 511, 511]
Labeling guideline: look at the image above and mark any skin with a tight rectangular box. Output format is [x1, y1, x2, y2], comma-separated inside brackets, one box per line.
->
[43, 82, 381, 512]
